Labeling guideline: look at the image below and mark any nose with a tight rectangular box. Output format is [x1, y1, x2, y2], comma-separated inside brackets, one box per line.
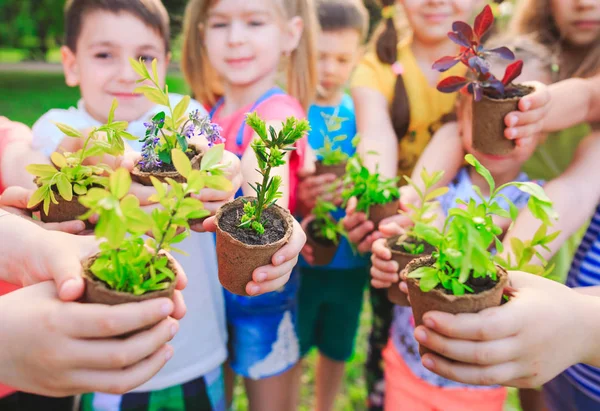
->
[576, 0, 598, 9]
[322, 58, 337, 76]
[117, 57, 140, 83]
[227, 20, 246, 46]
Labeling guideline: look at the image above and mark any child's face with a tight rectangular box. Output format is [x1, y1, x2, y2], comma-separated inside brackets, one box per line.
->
[62, 11, 168, 123]
[399, 0, 479, 44]
[459, 98, 538, 176]
[316, 29, 362, 103]
[204, 0, 303, 90]
[551, 0, 600, 47]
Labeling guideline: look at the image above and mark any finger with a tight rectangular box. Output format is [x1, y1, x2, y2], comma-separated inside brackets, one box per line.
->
[414, 326, 520, 365]
[0, 186, 32, 209]
[194, 188, 234, 203]
[399, 281, 409, 296]
[372, 238, 392, 261]
[371, 256, 399, 276]
[170, 290, 187, 320]
[170, 258, 187, 291]
[72, 344, 174, 395]
[253, 255, 298, 283]
[129, 183, 159, 205]
[69, 318, 178, 370]
[358, 230, 382, 253]
[346, 197, 357, 214]
[271, 220, 306, 266]
[43, 220, 87, 234]
[370, 266, 398, 285]
[518, 82, 549, 113]
[421, 306, 522, 341]
[59, 298, 175, 338]
[504, 107, 546, 130]
[420, 353, 521, 387]
[202, 216, 217, 232]
[247, 271, 292, 296]
[371, 279, 393, 289]
[347, 221, 374, 244]
[343, 211, 367, 232]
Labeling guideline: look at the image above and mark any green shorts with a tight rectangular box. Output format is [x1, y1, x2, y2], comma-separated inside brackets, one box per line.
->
[297, 265, 369, 362]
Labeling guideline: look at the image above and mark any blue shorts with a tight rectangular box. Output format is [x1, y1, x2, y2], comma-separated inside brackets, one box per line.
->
[543, 372, 600, 411]
[225, 269, 300, 380]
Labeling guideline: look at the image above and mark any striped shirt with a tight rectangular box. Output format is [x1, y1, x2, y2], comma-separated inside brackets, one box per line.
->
[563, 203, 600, 402]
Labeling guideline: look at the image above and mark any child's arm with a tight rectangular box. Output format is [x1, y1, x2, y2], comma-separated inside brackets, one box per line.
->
[411, 270, 600, 386]
[502, 132, 600, 264]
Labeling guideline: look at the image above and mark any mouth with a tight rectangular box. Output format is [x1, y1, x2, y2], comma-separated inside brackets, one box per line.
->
[225, 57, 255, 67]
[110, 92, 142, 100]
[573, 19, 600, 29]
[479, 152, 510, 161]
[422, 13, 451, 24]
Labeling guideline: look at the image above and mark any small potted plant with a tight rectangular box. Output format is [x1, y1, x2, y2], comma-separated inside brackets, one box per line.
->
[342, 150, 400, 228]
[26, 100, 136, 227]
[305, 197, 348, 266]
[401, 154, 558, 356]
[78, 150, 216, 315]
[215, 113, 309, 296]
[385, 169, 447, 306]
[314, 133, 350, 178]
[129, 58, 224, 185]
[433, 5, 532, 155]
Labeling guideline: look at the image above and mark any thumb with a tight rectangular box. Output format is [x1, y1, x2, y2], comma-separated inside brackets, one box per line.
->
[52, 234, 98, 301]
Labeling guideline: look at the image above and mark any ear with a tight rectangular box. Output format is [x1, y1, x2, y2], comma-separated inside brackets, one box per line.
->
[166, 51, 172, 66]
[61, 46, 79, 87]
[283, 16, 304, 55]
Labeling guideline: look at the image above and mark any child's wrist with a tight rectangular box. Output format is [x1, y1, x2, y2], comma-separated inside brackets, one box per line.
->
[577, 293, 600, 367]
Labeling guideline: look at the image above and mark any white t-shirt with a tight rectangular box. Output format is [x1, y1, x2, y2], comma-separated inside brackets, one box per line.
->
[32, 95, 228, 392]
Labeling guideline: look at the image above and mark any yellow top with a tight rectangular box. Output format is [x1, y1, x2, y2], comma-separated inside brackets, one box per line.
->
[351, 38, 465, 178]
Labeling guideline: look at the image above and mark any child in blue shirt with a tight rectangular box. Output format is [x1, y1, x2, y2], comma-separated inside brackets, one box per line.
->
[291, 1, 369, 410]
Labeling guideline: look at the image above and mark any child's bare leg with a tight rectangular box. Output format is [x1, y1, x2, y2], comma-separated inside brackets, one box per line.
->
[316, 354, 346, 411]
[245, 368, 297, 411]
[289, 360, 304, 409]
[224, 361, 236, 408]
[519, 388, 548, 411]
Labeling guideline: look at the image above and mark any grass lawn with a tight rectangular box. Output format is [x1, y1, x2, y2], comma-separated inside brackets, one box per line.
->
[1, 70, 522, 411]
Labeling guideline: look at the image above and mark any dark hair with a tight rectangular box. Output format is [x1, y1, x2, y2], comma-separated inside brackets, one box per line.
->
[375, 0, 410, 141]
[64, 0, 170, 52]
[316, 0, 369, 42]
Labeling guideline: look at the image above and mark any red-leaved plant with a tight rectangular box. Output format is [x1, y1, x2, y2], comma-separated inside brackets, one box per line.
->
[432, 5, 523, 101]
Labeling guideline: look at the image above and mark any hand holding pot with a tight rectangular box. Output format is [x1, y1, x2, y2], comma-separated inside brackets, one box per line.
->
[299, 214, 316, 265]
[0, 186, 87, 234]
[370, 238, 401, 289]
[413, 271, 597, 388]
[342, 197, 383, 253]
[503, 81, 550, 147]
[297, 170, 341, 212]
[203, 216, 306, 296]
[0, 281, 178, 397]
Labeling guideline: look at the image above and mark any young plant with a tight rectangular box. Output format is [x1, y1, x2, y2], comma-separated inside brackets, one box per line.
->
[397, 169, 449, 254]
[341, 151, 400, 217]
[26, 100, 136, 214]
[408, 154, 558, 295]
[315, 134, 350, 166]
[311, 197, 347, 246]
[432, 5, 524, 101]
[239, 112, 310, 234]
[79, 149, 221, 295]
[130, 58, 224, 170]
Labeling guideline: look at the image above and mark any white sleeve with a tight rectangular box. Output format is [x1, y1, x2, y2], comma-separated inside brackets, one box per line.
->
[31, 108, 90, 156]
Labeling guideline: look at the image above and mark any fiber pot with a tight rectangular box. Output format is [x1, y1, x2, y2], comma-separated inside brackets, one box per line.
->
[215, 196, 294, 296]
[401, 255, 508, 357]
[368, 200, 399, 228]
[315, 160, 347, 179]
[34, 188, 93, 230]
[131, 145, 204, 186]
[305, 217, 339, 267]
[385, 235, 435, 306]
[472, 85, 534, 155]
[82, 250, 178, 335]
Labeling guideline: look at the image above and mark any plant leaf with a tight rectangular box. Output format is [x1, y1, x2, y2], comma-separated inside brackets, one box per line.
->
[201, 144, 225, 170]
[54, 122, 83, 138]
[134, 86, 168, 106]
[474, 5, 494, 39]
[437, 76, 468, 93]
[432, 56, 459, 72]
[173, 95, 191, 124]
[109, 168, 131, 199]
[452, 21, 473, 42]
[27, 163, 58, 177]
[489, 46, 515, 61]
[448, 31, 471, 48]
[55, 174, 73, 201]
[171, 149, 192, 178]
[108, 99, 118, 124]
[465, 154, 495, 193]
[502, 60, 524, 86]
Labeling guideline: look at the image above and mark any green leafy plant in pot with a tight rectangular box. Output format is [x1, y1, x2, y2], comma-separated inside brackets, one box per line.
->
[401, 154, 558, 356]
[26, 100, 136, 227]
[433, 5, 532, 155]
[313, 112, 351, 178]
[214, 113, 309, 296]
[305, 197, 348, 266]
[129, 58, 225, 186]
[385, 169, 448, 306]
[78, 149, 219, 318]
[341, 148, 400, 228]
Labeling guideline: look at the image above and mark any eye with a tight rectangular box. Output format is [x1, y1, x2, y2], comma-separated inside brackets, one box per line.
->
[139, 55, 156, 63]
[94, 52, 111, 59]
[209, 21, 228, 28]
[248, 20, 265, 27]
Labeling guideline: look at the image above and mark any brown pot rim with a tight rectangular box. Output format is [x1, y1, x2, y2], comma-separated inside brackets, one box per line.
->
[481, 84, 535, 103]
[82, 249, 178, 300]
[131, 143, 205, 180]
[385, 235, 432, 258]
[215, 196, 294, 250]
[401, 255, 508, 302]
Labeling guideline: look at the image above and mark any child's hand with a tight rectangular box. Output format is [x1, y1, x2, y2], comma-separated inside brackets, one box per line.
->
[297, 170, 341, 212]
[0, 186, 87, 234]
[504, 81, 550, 148]
[370, 238, 400, 288]
[203, 217, 306, 295]
[413, 271, 591, 388]
[299, 215, 315, 265]
[342, 197, 382, 253]
[0, 281, 178, 396]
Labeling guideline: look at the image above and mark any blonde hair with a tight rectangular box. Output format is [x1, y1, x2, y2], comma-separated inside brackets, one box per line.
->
[510, 0, 600, 80]
[181, 0, 317, 110]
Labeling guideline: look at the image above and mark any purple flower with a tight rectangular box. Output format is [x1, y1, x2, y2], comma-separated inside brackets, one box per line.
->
[185, 111, 225, 147]
[144, 117, 164, 137]
[140, 136, 161, 171]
